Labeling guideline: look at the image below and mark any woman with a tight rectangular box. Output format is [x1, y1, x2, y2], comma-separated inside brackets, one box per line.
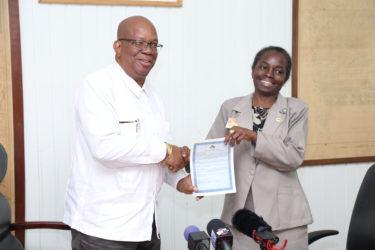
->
[206, 46, 313, 250]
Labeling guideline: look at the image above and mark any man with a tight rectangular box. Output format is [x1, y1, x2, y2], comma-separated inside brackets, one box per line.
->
[63, 16, 197, 250]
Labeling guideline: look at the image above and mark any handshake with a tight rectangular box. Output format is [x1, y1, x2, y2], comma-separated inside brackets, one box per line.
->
[161, 143, 190, 173]
[161, 143, 201, 197]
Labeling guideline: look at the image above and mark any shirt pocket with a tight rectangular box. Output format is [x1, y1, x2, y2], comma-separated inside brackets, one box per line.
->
[118, 118, 138, 140]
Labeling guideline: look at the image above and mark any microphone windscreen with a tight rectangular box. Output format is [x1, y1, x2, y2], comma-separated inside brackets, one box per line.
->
[232, 209, 271, 238]
[184, 225, 200, 241]
[206, 219, 226, 235]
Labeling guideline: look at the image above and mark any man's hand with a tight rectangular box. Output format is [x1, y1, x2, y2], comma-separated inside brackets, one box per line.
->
[165, 145, 190, 173]
[177, 175, 204, 201]
[181, 146, 190, 166]
[177, 174, 198, 194]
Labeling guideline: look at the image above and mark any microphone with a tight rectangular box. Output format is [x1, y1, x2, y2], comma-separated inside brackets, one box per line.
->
[232, 209, 287, 250]
[206, 219, 233, 250]
[184, 225, 210, 250]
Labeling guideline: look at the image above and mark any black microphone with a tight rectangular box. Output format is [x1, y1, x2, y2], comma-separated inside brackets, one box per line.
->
[232, 209, 287, 250]
[206, 219, 233, 250]
[184, 225, 210, 250]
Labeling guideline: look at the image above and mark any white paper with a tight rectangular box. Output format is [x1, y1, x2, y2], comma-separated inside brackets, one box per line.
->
[190, 138, 236, 196]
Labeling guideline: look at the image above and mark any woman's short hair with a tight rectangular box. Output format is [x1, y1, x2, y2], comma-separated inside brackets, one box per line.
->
[251, 46, 292, 82]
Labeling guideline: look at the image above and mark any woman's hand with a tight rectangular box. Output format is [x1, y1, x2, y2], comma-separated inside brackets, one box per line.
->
[224, 126, 257, 146]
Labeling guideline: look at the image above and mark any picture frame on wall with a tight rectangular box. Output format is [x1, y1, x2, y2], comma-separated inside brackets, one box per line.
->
[292, 0, 375, 165]
[39, 0, 182, 7]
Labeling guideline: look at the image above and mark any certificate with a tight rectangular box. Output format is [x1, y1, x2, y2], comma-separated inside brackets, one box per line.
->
[190, 138, 236, 196]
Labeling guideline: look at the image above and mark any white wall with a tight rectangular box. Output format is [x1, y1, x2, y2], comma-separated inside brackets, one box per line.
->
[18, 0, 373, 249]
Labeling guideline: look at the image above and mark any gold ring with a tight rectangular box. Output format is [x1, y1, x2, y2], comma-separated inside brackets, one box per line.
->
[229, 129, 235, 134]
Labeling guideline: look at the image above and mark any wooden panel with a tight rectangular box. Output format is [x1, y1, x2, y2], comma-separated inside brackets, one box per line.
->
[1, 0, 25, 244]
[292, 0, 375, 165]
[0, 0, 15, 223]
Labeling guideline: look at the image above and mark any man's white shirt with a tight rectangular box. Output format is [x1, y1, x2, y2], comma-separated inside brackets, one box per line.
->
[63, 62, 185, 241]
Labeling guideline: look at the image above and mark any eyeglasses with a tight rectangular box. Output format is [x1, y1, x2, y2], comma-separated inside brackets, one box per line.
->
[118, 38, 163, 53]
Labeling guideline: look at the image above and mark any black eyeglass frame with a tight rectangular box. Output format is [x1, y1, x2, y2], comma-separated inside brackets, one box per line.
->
[118, 38, 163, 52]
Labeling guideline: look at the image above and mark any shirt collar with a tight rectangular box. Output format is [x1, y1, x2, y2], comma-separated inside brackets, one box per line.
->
[113, 61, 150, 98]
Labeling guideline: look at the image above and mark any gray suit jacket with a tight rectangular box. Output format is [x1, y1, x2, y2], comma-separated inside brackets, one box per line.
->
[207, 93, 313, 231]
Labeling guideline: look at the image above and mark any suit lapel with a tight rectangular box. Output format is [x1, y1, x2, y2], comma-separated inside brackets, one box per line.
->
[232, 94, 253, 129]
[232, 94, 254, 156]
[262, 94, 288, 134]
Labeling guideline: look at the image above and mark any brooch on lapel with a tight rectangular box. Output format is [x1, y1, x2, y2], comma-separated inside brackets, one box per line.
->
[279, 108, 287, 114]
[225, 117, 238, 129]
[276, 108, 287, 122]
